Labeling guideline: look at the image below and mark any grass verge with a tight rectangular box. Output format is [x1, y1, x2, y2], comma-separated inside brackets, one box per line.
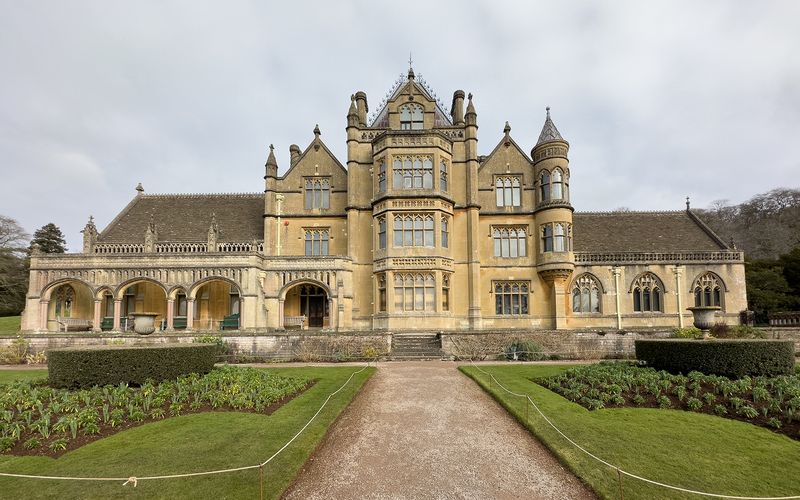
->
[460, 364, 800, 500]
[0, 365, 374, 499]
[0, 316, 20, 334]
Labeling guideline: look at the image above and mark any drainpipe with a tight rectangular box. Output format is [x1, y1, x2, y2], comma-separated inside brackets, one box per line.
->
[675, 265, 684, 328]
[612, 266, 622, 330]
[275, 194, 285, 256]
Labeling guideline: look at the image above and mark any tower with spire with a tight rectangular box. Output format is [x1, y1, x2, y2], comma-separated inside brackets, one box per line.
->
[532, 107, 574, 328]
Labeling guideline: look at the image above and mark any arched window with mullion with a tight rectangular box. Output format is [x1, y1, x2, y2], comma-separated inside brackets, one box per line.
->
[632, 272, 664, 312]
[692, 272, 725, 308]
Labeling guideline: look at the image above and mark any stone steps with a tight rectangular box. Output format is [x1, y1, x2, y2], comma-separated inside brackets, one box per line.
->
[391, 334, 443, 360]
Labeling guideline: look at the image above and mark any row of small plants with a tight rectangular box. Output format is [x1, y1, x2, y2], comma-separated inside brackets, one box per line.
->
[0, 366, 309, 455]
[539, 363, 800, 439]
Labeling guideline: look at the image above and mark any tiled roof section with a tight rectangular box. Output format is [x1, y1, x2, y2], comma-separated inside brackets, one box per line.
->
[536, 107, 564, 146]
[98, 194, 264, 243]
[573, 211, 727, 252]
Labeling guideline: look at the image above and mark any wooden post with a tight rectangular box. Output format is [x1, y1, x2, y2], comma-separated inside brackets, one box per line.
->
[617, 468, 624, 500]
[259, 465, 264, 500]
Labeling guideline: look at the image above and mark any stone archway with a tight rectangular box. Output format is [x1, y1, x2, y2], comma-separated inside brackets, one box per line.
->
[280, 281, 331, 329]
[188, 278, 243, 331]
[41, 279, 94, 332]
[115, 278, 168, 332]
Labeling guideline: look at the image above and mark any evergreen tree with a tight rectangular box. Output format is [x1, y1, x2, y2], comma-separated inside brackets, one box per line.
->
[30, 223, 67, 254]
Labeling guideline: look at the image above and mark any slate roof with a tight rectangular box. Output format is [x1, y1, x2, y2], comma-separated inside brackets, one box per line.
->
[98, 194, 264, 243]
[536, 108, 564, 146]
[572, 211, 728, 252]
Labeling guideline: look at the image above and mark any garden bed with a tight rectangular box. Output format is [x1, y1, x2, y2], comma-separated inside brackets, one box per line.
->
[0, 366, 312, 458]
[538, 362, 800, 440]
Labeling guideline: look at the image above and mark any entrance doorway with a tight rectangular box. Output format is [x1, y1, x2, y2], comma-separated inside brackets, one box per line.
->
[284, 283, 329, 328]
[300, 285, 328, 327]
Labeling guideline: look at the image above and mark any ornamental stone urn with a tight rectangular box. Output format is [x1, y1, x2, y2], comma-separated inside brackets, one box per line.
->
[130, 312, 159, 335]
[687, 306, 721, 337]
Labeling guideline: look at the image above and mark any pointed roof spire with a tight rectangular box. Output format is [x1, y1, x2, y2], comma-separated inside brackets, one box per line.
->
[407, 52, 415, 80]
[466, 93, 476, 115]
[265, 144, 278, 169]
[536, 106, 564, 146]
[348, 94, 358, 117]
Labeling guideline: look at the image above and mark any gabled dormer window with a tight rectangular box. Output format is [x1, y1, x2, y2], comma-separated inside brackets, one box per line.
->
[304, 178, 330, 209]
[399, 104, 423, 130]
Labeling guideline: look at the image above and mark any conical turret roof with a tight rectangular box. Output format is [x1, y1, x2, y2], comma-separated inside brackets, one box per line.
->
[536, 107, 564, 146]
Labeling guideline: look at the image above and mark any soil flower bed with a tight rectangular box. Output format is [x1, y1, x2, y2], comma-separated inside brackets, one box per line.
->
[0, 366, 311, 458]
[538, 362, 800, 440]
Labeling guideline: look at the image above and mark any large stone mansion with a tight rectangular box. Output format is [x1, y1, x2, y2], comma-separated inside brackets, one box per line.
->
[21, 69, 746, 333]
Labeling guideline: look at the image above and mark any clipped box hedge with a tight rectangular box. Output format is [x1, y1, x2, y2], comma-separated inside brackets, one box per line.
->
[48, 344, 217, 389]
[635, 339, 795, 378]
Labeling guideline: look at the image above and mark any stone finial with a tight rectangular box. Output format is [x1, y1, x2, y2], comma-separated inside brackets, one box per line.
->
[348, 94, 358, 116]
[265, 144, 278, 178]
[208, 213, 220, 252]
[466, 93, 476, 116]
[686, 196, 691, 210]
[82, 215, 98, 254]
[729, 237, 737, 250]
[503, 121, 511, 145]
[30, 242, 41, 255]
[144, 214, 157, 253]
[313, 124, 321, 137]
[135, 182, 144, 194]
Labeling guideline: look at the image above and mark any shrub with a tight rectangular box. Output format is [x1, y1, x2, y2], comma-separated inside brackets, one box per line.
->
[192, 334, 232, 359]
[673, 327, 702, 339]
[48, 344, 217, 389]
[0, 334, 29, 364]
[504, 340, 545, 361]
[635, 339, 795, 378]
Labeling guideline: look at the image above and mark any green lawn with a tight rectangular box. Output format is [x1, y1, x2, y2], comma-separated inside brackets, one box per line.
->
[0, 369, 47, 384]
[0, 316, 20, 334]
[461, 364, 800, 500]
[0, 365, 374, 499]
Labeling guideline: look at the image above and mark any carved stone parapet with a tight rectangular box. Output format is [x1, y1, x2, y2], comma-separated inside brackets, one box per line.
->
[574, 251, 745, 265]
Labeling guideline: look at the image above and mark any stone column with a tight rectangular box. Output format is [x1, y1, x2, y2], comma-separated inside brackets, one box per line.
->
[612, 267, 622, 330]
[329, 297, 336, 330]
[39, 300, 49, 332]
[92, 300, 102, 332]
[113, 299, 122, 331]
[186, 299, 195, 331]
[278, 299, 285, 330]
[166, 299, 175, 331]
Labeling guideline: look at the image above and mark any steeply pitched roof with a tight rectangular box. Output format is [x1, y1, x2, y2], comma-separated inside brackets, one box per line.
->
[98, 194, 264, 243]
[573, 211, 728, 252]
[369, 69, 452, 128]
[536, 107, 564, 146]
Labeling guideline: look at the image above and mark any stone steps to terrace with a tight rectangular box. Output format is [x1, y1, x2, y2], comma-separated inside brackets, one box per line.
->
[390, 333, 443, 360]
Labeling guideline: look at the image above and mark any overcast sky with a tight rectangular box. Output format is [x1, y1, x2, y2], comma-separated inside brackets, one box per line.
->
[1, 1, 799, 251]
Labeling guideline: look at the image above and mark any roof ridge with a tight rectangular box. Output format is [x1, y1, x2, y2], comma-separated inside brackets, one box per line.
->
[575, 210, 687, 215]
[140, 192, 263, 199]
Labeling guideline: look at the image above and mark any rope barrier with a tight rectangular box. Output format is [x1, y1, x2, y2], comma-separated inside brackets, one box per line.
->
[468, 359, 800, 500]
[0, 362, 371, 487]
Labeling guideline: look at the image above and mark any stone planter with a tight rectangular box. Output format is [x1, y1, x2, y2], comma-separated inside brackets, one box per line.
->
[130, 312, 159, 335]
[687, 306, 721, 334]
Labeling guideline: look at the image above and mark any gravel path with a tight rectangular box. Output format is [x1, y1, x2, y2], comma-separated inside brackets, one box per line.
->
[283, 361, 595, 499]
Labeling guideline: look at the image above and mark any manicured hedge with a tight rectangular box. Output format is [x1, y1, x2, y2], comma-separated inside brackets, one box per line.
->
[635, 339, 795, 378]
[48, 344, 217, 389]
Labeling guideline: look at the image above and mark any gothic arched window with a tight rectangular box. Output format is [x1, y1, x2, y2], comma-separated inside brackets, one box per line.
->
[377, 160, 386, 193]
[572, 274, 601, 313]
[540, 170, 551, 202]
[54, 284, 75, 318]
[552, 169, 564, 200]
[399, 103, 423, 130]
[440, 160, 448, 192]
[693, 272, 724, 308]
[632, 273, 664, 312]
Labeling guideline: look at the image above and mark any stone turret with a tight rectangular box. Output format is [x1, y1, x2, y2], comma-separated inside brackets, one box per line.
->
[451, 90, 465, 125]
[355, 91, 368, 126]
[289, 144, 301, 167]
[81, 215, 98, 254]
[532, 107, 574, 329]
